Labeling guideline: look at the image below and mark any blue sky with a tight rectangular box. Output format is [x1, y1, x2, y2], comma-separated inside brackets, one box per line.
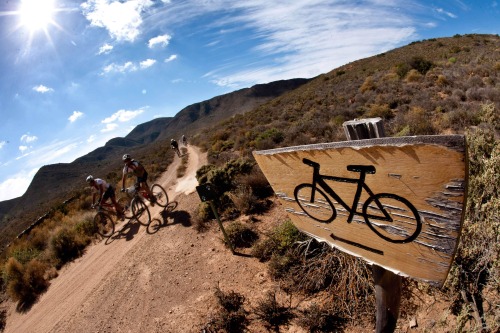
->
[0, 0, 498, 201]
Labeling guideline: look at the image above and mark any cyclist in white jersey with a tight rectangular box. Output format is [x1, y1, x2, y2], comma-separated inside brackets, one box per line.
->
[86, 175, 124, 218]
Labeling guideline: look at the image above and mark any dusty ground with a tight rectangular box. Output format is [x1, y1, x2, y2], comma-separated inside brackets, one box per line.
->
[2, 145, 297, 333]
[1, 145, 468, 333]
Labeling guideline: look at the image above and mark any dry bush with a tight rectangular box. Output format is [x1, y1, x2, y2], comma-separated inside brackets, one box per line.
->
[359, 76, 376, 93]
[0, 309, 6, 331]
[202, 285, 249, 333]
[74, 212, 99, 237]
[405, 69, 423, 82]
[223, 221, 259, 249]
[404, 106, 436, 135]
[253, 290, 294, 331]
[227, 185, 256, 215]
[236, 167, 273, 199]
[296, 303, 347, 333]
[3, 257, 49, 306]
[49, 227, 88, 268]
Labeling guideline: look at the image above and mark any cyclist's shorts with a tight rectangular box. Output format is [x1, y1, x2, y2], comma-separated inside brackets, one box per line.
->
[137, 171, 148, 184]
[103, 185, 115, 200]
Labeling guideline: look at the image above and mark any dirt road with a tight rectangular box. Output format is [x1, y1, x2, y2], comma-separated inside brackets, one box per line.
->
[3, 145, 276, 333]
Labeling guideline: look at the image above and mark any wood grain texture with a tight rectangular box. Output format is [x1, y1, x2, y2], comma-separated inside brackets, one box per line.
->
[253, 135, 467, 287]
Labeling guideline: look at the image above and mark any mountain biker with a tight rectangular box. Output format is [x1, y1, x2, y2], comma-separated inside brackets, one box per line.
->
[182, 135, 187, 146]
[171, 139, 180, 157]
[86, 175, 124, 219]
[121, 154, 156, 206]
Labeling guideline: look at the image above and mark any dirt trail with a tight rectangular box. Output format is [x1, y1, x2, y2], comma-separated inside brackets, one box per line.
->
[3, 145, 277, 333]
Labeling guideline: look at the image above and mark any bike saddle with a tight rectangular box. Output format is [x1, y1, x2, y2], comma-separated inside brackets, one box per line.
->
[347, 165, 376, 174]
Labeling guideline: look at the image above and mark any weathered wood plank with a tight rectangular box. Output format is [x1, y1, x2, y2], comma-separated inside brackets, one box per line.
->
[253, 135, 467, 287]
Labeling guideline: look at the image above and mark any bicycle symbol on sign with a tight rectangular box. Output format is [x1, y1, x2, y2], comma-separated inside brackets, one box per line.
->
[294, 158, 422, 244]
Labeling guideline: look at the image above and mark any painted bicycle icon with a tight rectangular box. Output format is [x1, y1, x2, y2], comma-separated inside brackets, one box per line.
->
[294, 158, 422, 244]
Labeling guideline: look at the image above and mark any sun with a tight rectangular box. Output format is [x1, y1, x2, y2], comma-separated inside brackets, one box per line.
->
[18, 0, 56, 33]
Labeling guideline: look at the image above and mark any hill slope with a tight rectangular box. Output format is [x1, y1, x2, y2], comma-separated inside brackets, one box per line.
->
[0, 78, 310, 249]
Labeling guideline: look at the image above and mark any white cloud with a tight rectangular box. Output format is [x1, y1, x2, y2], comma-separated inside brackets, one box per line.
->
[142, 89, 147, 94]
[19, 145, 29, 153]
[140, 58, 156, 69]
[148, 34, 171, 48]
[102, 61, 138, 74]
[102, 59, 158, 74]
[81, 0, 155, 42]
[102, 108, 145, 124]
[0, 141, 6, 149]
[435, 8, 457, 18]
[69, 111, 84, 123]
[0, 170, 37, 200]
[164, 54, 177, 62]
[97, 43, 114, 54]
[87, 135, 96, 143]
[101, 123, 118, 132]
[33, 85, 54, 93]
[191, 1, 419, 88]
[20, 134, 38, 143]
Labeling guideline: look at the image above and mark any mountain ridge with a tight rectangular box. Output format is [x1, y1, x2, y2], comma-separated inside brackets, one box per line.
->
[0, 78, 311, 246]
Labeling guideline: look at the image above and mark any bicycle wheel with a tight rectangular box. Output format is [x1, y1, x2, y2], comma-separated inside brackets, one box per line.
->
[94, 212, 115, 237]
[117, 197, 133, 219]
[294, 184, 336, 223]
[151, 184, 169, 207]
[131, 197, 151, 226]
[362, 193, 421, 243]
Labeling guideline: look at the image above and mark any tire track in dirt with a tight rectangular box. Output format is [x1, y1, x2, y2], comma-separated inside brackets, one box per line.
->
[4, 146, 207, 333]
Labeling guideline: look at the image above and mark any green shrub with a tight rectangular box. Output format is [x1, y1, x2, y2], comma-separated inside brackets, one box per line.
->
[195, 202, 214, 224]
[8, 247, 41, 265]
[409, 56, 433, 74]
[444, 124, 499, 330]
[251, 220, 304, 262]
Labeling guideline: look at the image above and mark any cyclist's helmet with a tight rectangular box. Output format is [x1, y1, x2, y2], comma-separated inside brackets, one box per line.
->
[86, 175, 94, 183]
[122, 154, 132, 161]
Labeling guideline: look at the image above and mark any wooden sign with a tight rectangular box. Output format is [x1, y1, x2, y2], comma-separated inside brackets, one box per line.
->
[253, 135, 467, 287]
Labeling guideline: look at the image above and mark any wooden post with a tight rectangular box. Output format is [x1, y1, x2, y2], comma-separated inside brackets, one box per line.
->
[208, 200, 235, 255]
[196, 183, 235, 255]
[343, 118, 401, 333]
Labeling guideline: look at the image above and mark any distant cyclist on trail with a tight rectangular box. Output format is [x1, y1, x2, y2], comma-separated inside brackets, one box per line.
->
[86, 175, 124, 218]
[121, 154, 156, 206]
[182, 134, 187, 146]
[171, 138, 180, 157]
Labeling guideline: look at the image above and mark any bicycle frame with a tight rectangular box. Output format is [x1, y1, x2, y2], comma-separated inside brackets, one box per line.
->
[96, 202, 118, 215]
[304, 159, 390, 223]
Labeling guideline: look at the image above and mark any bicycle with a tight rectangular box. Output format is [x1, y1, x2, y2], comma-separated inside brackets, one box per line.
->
[294, 158, 421, 244]
[121, 183, 169, 225]
[91, 201, 124, 237]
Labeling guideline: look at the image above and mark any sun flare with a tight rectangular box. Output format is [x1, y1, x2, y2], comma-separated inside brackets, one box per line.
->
[19, 0, 56, 33]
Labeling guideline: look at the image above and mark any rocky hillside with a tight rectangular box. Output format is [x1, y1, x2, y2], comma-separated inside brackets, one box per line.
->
[0, 78, 310, 248]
